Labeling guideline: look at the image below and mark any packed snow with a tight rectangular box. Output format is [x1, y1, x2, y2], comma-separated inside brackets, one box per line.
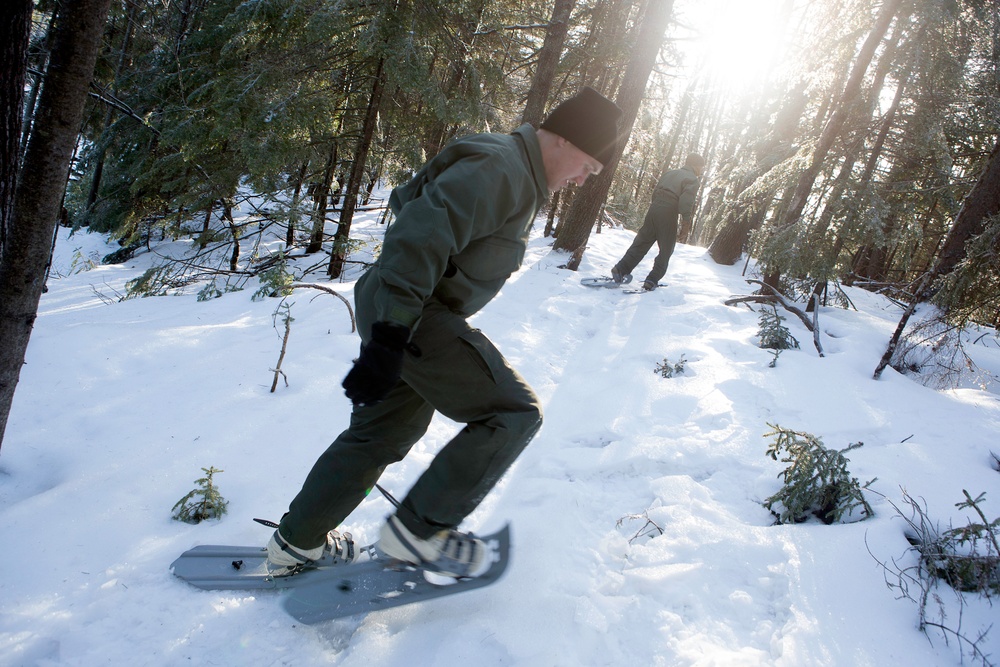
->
[2, 200, 998, 666]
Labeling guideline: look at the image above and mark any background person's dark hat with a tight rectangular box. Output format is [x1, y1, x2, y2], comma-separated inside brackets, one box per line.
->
[541, 87, 622, 166]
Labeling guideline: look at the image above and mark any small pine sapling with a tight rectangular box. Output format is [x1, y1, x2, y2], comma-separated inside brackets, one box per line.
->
[172, 467, 229, 524]
[69, 249, 99, 274]
[253, 250, 294, 301]
[654, 354, 687, 378]
[125, 265, 179, 298]
[757, 304, 799, 352]
[196, 279, 224, 301]
[762, 424, 875, 524]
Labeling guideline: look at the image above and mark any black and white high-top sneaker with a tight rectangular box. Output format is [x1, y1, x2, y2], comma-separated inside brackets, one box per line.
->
[378, 514, 490, 578]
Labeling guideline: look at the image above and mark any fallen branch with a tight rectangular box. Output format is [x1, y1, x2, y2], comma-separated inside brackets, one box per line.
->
[808, 290, 824, 358]
[270, 305, 292, 393]
[616, 511, 665, 544]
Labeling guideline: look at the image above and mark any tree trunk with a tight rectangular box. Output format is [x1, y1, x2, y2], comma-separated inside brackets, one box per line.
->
[838, 66, 911, 278]
[196, 204, 213, 249]
[18, 10, 56, 164]
[544, 190, 561, 237]
[657, 79, 696, 198]
[552, 0, 676, 268]
[874, 136, 1000, 379]
[285, 161, 309, 250]
[1, 0, 33, 256]
[934, 141, 1000, 277]
[222, 200, 239, 272]
[763, 0, 905, 287]
[0, 0, 114, 452]
[787, 0, 903, 221]
[328, 58, 386, 279]
[708, 202, 771, 265]
[306, 144, 337, 254]
[521, 0, 577, 128]
[85, 0, 139, 224]
[706, 84, 807, 265]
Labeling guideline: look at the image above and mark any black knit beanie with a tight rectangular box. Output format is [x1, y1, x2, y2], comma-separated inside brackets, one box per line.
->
[540, 87, 622, 166]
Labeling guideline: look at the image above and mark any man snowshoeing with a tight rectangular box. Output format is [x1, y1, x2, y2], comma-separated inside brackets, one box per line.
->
[266, 87, 622, 577]
[609, 152, 706, 290]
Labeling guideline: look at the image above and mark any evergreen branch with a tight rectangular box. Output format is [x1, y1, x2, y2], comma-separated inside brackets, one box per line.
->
[31, 70, 149, 134]
[958, 490, 1000, 559]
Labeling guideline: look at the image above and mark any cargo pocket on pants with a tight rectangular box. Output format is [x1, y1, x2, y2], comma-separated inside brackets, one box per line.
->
[457, 329, 503, 386]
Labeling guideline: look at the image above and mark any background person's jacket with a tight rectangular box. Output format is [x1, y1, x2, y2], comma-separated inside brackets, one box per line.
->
[653, 165, 701, 219]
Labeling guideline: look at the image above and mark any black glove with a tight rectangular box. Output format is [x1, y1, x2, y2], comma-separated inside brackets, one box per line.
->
[342, 321, 411, 407]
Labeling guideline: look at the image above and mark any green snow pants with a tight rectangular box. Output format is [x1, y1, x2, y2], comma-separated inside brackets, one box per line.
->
[613, 198, 679, 285]
[278, 302, 543, 548]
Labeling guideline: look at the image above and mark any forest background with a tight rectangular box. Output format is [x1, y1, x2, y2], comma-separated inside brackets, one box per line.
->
[1, 0, 999, 453]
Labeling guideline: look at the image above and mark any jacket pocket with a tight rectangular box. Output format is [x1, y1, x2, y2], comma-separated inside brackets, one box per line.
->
[450, 237, 525, 282]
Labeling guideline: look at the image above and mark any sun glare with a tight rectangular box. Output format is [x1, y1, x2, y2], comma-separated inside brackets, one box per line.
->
[683, 0, 793, 94]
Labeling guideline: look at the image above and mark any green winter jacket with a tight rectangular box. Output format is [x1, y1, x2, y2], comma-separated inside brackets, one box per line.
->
[355, 124, 549, 338]
[653, 166, 701, 219]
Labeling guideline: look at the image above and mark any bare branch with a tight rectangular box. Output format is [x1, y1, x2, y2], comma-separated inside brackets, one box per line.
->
[290, 283, 356, 332]
[270, 303, 293, 393]
[473, 22, 552, 36]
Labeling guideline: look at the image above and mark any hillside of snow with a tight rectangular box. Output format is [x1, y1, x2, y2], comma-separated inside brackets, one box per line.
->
[2, 205, 999, 666]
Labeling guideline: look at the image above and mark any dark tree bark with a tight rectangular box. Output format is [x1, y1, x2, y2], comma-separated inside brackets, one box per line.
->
[285, 161, 309, 250]
[931, 140, 1000, 279]
[306, 143, 338, 254]
[19, 10, 57, 164]
[0, 0, 114, 451]
[222, 200, 239, 272]
[1, 0, 33, 256]
[329, 58, 386, 279]
[552, 0, 676, 268]
[521, 0, 577, 128]
[708, 203, 772, 266]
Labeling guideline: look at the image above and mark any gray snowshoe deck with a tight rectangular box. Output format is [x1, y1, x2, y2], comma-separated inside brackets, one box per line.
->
[169, 542, 370, 591]
[170, 524, 510, 623]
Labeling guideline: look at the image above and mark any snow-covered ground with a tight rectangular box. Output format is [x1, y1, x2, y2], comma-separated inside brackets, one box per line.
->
[2, 202, 998, 666]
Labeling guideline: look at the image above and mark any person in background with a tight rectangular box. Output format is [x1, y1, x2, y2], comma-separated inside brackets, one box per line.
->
[610, 152, 706, 290]
[267, 87, 622, 577]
